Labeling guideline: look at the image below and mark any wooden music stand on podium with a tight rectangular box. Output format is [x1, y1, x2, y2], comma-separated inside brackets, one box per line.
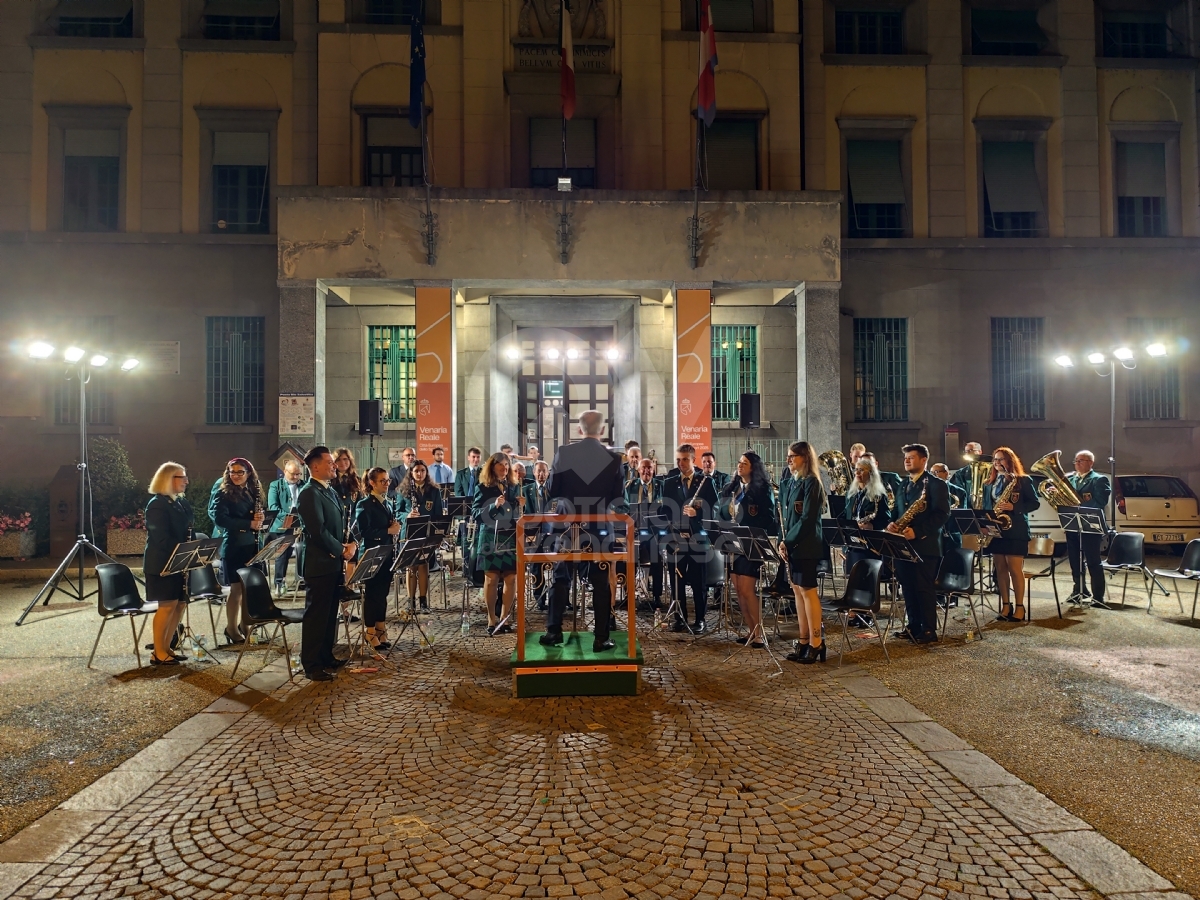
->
[511, 513, 641, 698]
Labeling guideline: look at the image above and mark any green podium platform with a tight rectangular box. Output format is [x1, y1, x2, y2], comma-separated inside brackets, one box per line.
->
[510, 632, 643, 698]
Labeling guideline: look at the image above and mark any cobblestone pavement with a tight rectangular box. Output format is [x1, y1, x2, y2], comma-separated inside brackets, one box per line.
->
[1, 601, 1128, 900]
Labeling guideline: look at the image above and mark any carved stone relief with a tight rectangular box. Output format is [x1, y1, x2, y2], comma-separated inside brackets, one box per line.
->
[518, 0, 606, 39]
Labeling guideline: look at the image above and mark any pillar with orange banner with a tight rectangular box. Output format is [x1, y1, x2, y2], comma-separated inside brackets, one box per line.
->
[415, 285, 454, 465]
[675, 288, 712, 454]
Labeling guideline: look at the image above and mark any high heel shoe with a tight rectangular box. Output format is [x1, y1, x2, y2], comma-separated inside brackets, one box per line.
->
[223, 627, 243, 645]
[1012, 604, 1026, 622]
[799, 642, 826, 664]
[996, 604, 1013, 622]
[785, 637, 810, 662]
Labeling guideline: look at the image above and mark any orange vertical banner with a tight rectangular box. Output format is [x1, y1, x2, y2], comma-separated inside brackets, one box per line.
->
[675, 288, 712, 455]
[415, 286, 454, 466]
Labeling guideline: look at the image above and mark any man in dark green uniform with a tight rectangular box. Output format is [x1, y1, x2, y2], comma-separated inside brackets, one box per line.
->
[266, 459, 306, 592]
[889, 444, 951, 644]
[950, 442, 984, 507]
[700, 452, 731, 492]
[1066, 449, 1112, 607]
[296, 446, 357, 682]
[453, 447, 482, 497]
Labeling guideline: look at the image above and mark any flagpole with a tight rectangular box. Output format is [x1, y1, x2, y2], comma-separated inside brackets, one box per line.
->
[560, 0, 568, 175]
[688, 0, 703, 268]
[412, 0, 436, 265]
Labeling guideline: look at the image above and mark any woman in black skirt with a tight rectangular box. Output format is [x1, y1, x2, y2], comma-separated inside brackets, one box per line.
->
[394, 459, 445, 609]
[209, 457, 264, 644]
[332, 447, 364, 605]
[472, 452, 524, 635]
[779, 441, 828, 664]
[717, 452, 777, 647]
[354, 467, 400, 652]
[144, 462, 194, 666]
[982, 446, 1040, 622]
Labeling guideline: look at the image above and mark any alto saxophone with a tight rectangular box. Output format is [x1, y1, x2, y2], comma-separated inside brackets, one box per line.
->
[890, 482, 927, 533]
[992, 475, 1020, 530]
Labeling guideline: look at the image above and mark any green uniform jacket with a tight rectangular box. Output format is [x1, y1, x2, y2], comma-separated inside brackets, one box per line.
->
[779, 473, 825, 559]
[297, 481, 346, 578]
[942, 482, 968, 547]
[143, 494, 193, 577]
[895, 472, 951, 559]
[981, 475, 1041, 543]
[881, 471, 904, 514]
[395, 483, 445, 537]
[621, 476, 663, 509]
[266, 476, 306, 533]
[949, 466, 974, 507]
[1069, 470, 1111, 510]
[524, 480, 555, 515]
[207, 477, 225, 539]
[453, 466, 480, 497]
[707, 469, 731, 492]
[661, 472, 718, 542]
[718, 481, 778, 536]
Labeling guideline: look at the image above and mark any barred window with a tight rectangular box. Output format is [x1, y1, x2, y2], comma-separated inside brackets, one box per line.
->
[990, 317, 1044, 421]
[711, 325, 758, 421]
[1128, 317, 1180, 420]
[368, 326, 417, 422]
[206, 317, 265, 425]
[853, 318, 907, 422]
[54, 316, 114, 426]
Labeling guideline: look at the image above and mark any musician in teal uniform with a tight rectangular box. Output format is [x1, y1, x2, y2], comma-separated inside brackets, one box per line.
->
[1066, 449, 1111, 607]
[980, 447, 1040, 622]
[779, 442, 827, 662]
[394, 459, 444, 610]
[717, 451, 777, 647]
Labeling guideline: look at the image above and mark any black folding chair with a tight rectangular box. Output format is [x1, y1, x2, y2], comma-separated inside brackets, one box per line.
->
[1101, 532, 1169, 612]
[1151, 538, 1200, 619]
[88, 563, 158, 669]
[231, 567, 303, 679]
[829, 558, 888, 665]
[186, 563, 222, 642]
[934, 547, 983, 638]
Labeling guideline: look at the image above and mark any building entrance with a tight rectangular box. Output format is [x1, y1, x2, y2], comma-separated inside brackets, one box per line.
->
[516, 327, 615, 459]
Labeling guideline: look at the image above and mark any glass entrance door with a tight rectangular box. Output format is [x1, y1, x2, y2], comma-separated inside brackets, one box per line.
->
[516, 327, 615, 459]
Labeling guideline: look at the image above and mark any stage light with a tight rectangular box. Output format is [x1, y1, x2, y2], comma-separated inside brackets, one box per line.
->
[121, 357, 140, 371]
[1086, 351, 1106, 365]
[89, 354, 109, 367]
[606, 346, 620, 361]
[505, 346, 520, 360]
[63, 346, 85, 362]
[566, 348, 579, 359]
[28, 341, 55, 359]
[1054, 354, 1074, 368]
[1113, 347, 1134, 361]
[1146, 342, 1167, 357]
[546, 347, 560, 360]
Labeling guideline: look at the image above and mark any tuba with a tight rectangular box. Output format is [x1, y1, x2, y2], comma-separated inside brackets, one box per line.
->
[1030, 450, 1083, 509]
[818, 450, 853, 496]
[964, 453, 994, 510]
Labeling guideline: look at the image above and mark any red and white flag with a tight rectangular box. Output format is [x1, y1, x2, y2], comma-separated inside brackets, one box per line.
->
[560, 2, 576, 120]
[697, 0, 718, 127]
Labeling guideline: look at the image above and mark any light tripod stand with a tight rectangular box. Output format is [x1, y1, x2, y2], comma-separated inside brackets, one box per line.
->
[17, 363, 133, 625]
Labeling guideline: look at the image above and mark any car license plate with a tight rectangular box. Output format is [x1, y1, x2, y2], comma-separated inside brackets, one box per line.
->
[1153, 533, 1184, 542]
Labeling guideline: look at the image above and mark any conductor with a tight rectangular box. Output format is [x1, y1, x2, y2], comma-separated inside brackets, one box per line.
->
[540, 410, 625, 653]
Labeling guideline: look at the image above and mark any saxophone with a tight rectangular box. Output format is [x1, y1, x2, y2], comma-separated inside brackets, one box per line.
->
[992, 475, 1020, 530]
[890, 481, 927, 533]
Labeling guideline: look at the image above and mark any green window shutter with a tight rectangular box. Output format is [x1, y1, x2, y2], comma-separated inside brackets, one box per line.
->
[1115, 142, 1166, 198]
[982, 141, 1043, 214]
[703, 120, 758, 191]
[846, 140, 906, 205]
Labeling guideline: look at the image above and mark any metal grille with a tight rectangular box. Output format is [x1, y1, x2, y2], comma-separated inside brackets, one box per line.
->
[54, 316, 114, 426]
[206, 317, 265, 425]
[1128, 317, 1180, 420]
[711, 325, 758, 421]
[368, 326, 417, 422]
[834, 10, 903, 54]
[853, 318, 907, 422]
[990, 317, 1045, 421]
[1102, 17, 1169, 58]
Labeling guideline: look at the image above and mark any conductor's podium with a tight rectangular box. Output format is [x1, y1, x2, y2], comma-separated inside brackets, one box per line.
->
[511, 514, 642, 698]
[510, 632, 642, 697]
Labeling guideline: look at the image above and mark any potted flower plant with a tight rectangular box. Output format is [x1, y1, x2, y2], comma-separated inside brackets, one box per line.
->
[105, 509, 146, 556]
[0, 511, 35, 559]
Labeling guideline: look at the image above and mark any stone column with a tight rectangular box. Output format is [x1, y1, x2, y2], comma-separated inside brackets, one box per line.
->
[279, 281, 325, 442]
[796, 282, 842, 452]
[926, 0, 966, 236]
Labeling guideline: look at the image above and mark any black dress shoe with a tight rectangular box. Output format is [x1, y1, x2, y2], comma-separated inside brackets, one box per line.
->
[915, 633, 939, 645]
[539, 631, 564, 646]
[324, 658, 348, 670]
[150, 655, 180, 667]
[895, 628, 916, 643]
[592, 639, 615, 653]
[671, 619, 688, 633]
[784, 651, 806, 663]
[692, 621, 707, 635]
[306, 670, 334, 682]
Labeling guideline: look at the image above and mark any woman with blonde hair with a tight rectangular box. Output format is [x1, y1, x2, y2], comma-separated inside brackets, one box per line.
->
[332, 447, 364, 607]
[144, 462, 193, 665]
[471, 452, 525, 635]
[208, 457, 264, 643]
[779, 441, 828, 664]
[982, 446, 1040, 622]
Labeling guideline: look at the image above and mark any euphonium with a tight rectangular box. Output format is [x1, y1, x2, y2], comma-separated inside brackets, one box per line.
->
[964, 453, 994, 510]
[1030, 450, 1082, 509]
[818, 450, 853, 496]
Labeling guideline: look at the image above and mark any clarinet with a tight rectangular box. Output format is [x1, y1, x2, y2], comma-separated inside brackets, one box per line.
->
[253, 479, 266, 550]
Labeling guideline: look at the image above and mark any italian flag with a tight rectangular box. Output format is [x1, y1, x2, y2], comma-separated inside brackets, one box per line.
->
[560, 2, 576, 120]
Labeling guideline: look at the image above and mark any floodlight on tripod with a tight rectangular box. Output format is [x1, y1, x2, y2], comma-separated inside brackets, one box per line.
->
[17, 340, 140, 625]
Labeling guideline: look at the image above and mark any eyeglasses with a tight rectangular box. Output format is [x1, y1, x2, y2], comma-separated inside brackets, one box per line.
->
[173, 475, 188, 480]
[229, 469, 248, 476]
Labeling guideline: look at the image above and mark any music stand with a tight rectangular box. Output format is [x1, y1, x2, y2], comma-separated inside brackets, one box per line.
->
[720, 524, 784, 675]
[1058, 505, 1108, 609]
[657, 516, 709, 636]
[389, 536, 441, 649]
[700, 519, 742, 640]
[162, 538, 222, 661]
[861, 531, 921, 638]
[341, 544, 395, 661]
[952, 509, 1000, 612]
[248, 533, 295, 568]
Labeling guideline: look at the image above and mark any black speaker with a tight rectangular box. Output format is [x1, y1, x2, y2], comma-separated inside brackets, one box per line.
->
[358, 399, 383, 436]
[739, 393, 761, 430]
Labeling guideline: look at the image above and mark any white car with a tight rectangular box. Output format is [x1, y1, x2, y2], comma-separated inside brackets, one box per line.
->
[1026, 474, 1200, 548]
